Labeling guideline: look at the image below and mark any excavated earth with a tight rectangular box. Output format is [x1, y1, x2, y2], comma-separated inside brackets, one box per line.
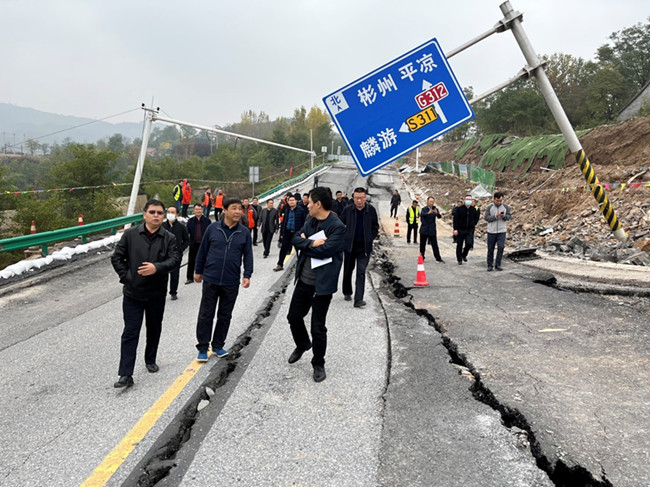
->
[402, 116, 650, 265]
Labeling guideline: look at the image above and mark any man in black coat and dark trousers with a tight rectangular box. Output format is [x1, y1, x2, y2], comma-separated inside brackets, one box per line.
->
[162, 206, 189, 300]
[257, 199, 280, 259]
[185, 204, 211, 284]
[111, 199, 180, 388]
[340, 187, 379, 308]
[274, 195, 306, 271]
[389, 190, 401, 218]
[453, 194, 478, 265]
[419, 196, 444, 262]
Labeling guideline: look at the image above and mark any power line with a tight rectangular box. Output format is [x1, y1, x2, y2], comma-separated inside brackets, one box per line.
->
[4, 107, 141, 149]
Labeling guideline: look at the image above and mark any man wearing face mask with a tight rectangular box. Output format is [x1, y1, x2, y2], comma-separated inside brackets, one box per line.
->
[452, 194, 478, 265]
[162, 206, 189, 300]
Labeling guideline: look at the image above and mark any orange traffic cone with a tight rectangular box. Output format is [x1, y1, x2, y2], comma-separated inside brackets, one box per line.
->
[30, 221, 36, 234]
[413, 254, 429, 287]
[393, 217, 400, 237]
[78, 213, 84, 225]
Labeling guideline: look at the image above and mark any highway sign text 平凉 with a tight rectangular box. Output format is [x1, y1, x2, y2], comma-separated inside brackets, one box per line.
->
[323, 38, 474, 176]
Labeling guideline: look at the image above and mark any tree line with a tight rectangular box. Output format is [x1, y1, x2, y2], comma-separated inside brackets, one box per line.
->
[0, 106, 342, 237]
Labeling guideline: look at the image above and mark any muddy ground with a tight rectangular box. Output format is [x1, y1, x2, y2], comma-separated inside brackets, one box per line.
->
[401, 116, 650, 263]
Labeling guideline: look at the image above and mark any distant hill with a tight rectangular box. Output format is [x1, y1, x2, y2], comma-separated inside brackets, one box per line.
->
[0, 103, 144, 151]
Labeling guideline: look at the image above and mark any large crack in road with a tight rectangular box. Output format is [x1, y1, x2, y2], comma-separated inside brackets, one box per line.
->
[374, 246, 614, 487]
[120, 270, 295, 486]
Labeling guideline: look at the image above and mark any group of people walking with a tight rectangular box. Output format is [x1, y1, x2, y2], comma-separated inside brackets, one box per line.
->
[402, 190, 512, 269]
[110, 184, 379, 389]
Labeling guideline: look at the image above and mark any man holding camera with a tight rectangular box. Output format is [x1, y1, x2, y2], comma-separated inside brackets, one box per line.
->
[484, 192, 512, 271]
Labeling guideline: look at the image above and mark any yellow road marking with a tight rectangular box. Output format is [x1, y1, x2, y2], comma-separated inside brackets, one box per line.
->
[81, 356, 210, 486]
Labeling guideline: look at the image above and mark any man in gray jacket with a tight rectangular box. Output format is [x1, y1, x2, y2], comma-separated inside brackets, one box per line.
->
[484, 192, 512, 271]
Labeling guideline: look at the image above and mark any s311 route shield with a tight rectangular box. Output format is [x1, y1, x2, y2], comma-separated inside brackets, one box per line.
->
[323, 37, 474, 177]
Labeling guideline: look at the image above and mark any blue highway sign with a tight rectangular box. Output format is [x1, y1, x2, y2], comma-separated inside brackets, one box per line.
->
[323, 38, 474, 177]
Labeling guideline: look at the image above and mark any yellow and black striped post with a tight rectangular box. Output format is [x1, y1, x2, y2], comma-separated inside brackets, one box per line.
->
[575, 149, 626, 240]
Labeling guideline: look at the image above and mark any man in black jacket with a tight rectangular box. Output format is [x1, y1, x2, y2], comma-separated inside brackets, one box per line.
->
[185, 204, 211, 284]
[258, 199, 279, 259]
[453, 194, 478, 265]
[287, 187, 345, 382]
[274, 195, 306, 271]
[111, 199, 180, 389]
[340, 187, 379, 308]
[162, 206, 189, 300]
[419, 196, 444, 262]
[389, 189, 401, 218]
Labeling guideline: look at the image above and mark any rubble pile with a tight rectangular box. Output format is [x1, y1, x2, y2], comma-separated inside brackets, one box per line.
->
[400, 116, 650, 266]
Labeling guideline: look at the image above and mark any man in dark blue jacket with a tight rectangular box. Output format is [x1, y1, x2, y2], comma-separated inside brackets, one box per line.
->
[287, 187, 345, 383]
[193, 198, 253, 361]
[111, 199, 180, 389]
[340, 187, 379, 308]
[274, 195, 306, 271]
[185, 204, 211, 284]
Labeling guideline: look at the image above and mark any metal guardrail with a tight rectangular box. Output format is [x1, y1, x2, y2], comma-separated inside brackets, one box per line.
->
[257, 163, 327, 199]
[0, 213, 143, 255]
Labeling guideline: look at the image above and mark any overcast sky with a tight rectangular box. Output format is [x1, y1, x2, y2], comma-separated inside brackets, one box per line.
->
[2, 0, 649, 129]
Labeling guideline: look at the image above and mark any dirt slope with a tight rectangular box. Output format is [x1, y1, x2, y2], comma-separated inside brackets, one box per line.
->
[401, 116, 650, 264]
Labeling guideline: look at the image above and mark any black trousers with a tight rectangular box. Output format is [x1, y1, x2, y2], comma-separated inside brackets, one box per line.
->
[169, 265, 180, 295]
[262, 231, 274, 257]
[419, 234, 442, 261]
[287, 280, 333, 366]
[390, 205, 398, 218]
[187, 241, 201, 280]
[407, 223, 418, 243]
[214, 208, 223, 220]
[342, 246, 370, 303]
[456, 231, 473, 263]
[196, 281, 239, 352]
[181, 204, 190, 218]
[252, 226, 258, 244]
[487, 232, 506, 268]
[277, 230, 295, 266]
[119, 295, 166, 376]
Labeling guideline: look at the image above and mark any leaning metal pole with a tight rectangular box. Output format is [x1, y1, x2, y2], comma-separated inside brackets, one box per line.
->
[500, 1, 627, 242]
[126, 109, 154, 217]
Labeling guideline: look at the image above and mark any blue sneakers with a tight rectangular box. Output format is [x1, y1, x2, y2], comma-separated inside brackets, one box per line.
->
[197, 350, 208, 362]
[215, 348, 229, 358]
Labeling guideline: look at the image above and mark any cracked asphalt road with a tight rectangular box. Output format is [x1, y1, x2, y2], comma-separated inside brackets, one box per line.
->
[2, 164, 647, 486]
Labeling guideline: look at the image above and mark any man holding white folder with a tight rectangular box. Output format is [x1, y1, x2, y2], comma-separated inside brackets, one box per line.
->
[286, 187, 345, 382]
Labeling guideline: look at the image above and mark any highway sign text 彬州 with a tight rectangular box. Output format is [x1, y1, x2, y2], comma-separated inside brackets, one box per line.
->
[323, 38, 474, 176]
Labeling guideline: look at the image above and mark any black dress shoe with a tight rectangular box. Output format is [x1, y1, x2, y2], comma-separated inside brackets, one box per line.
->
[114, 375, 134, 388]
[462, 257, 467, 262]
[184, 279, 193, 285]
[354, 300, 366, 308]
[436, 259, 445, 263]
[146, 363, 159, 373]
[344, 295, 352, 301]
[288, 346, 310, 364]
[457, 261, 463, 265]
[495, 266, 503, 271]
[170, 294, 178, 301]
[313, 365, 326, 382]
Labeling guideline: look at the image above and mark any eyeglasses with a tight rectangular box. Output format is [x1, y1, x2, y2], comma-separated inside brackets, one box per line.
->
[147, 210, 165, 215]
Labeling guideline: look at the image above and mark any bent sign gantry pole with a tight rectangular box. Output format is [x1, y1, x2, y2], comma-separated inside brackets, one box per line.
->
[499, 1, 627, 242]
